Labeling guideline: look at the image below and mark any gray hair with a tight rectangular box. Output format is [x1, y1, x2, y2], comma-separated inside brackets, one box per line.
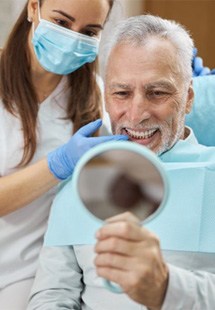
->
[104, 14, 194, 83]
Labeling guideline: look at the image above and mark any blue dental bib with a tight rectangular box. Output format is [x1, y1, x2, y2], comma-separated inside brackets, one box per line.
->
[45, 140, 215, 253]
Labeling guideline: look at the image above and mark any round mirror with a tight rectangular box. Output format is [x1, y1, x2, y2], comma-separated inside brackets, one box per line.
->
[77, 142, 168, 224]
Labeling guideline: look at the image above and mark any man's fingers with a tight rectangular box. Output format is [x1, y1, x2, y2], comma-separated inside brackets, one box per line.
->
[96, 220, 144, 241]
[105, 211, 140, 224]
[95, 253, 130, 270]
[95, 236, 141, 256]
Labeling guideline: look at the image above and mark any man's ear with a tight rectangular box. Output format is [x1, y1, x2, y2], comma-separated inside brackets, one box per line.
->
[185, 81, 194, 114]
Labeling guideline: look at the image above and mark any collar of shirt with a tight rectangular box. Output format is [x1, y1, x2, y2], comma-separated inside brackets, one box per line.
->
[184, 126, 198, 145]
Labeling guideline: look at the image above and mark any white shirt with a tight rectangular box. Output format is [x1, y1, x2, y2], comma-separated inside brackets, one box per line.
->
[0, 77, 73, 289]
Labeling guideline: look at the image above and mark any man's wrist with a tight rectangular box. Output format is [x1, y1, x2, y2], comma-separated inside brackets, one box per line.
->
[149, 263, 169, 310]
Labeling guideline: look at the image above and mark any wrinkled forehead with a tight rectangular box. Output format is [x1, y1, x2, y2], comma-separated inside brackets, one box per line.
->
[108, 37, 178, 68]
[105, 38, 182, 85]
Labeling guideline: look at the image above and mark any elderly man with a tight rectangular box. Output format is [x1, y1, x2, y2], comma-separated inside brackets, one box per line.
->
[28, 15, 215, 310]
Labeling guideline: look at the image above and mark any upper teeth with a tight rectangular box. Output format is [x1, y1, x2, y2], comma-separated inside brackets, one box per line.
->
[125, 128, 157, 139]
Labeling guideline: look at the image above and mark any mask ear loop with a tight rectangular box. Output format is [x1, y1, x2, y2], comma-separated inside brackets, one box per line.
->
[37, 0, 41, 21]
[32, 21, 35, 35]
[32, 0, 41, 35]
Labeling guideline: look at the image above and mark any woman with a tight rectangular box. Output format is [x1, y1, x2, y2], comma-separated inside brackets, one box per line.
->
[0, 0, 127, 308]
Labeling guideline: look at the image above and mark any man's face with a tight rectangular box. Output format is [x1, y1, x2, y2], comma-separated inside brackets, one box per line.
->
[105, 38, 194, 154]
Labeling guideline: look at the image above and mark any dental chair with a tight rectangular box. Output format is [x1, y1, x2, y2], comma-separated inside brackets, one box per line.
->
[186, 75, 215, 146]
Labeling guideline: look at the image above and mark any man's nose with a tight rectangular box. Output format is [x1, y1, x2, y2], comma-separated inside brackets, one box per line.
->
[127, 94, 151, 123]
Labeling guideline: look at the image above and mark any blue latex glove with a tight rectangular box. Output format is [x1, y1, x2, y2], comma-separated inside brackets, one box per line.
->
[47, 119, 128, 180]
[192, 48, 215, 76]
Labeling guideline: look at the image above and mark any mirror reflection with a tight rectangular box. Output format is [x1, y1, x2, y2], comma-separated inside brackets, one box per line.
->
[78, 149, 165, 222]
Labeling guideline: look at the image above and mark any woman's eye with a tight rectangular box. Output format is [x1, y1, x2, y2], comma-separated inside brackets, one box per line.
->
[84, 30, 98, 37]
[54, 19, 69, 28]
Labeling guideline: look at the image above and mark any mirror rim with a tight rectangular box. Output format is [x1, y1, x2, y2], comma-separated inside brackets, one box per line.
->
[71, 141, 169, 224]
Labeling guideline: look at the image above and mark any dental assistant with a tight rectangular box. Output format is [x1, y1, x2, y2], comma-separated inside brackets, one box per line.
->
[0, 0, 128, 308]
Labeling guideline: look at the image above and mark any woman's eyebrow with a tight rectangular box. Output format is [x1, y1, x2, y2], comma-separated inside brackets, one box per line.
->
[52, 10, 103, 29]
[86, 24, 104, 30]
[53, 10, 75, 22]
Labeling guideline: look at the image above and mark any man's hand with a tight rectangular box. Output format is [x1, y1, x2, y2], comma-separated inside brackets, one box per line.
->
[94, 212, 169, 309]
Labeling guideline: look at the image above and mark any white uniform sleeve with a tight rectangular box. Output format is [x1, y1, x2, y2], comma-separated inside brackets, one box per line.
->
[27, 246, 83, 310]
[0, 102, 24, 175]
[162, 264, 215, 310]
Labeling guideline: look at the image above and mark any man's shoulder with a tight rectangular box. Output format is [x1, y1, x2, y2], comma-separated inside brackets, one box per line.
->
[160, 140, 215, 163]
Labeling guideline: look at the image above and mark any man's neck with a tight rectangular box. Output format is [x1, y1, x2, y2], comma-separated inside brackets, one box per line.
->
[183, 127, 191, 140]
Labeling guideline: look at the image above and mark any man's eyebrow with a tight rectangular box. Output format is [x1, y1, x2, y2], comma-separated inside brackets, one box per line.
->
[109, 83, 131, 90]
[145, 81, 175, 90]
[52, 10, 104, 29]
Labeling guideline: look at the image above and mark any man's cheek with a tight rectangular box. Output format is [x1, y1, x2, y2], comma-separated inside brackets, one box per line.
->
[106, 105, 117, 120]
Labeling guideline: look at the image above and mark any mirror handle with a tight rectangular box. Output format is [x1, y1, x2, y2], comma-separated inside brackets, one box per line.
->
[103, 279, 123, 294]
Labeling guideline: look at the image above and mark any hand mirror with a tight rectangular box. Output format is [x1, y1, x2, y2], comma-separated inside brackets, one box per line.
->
[72, 141, 169, 293]
[76, 141, 168, 224]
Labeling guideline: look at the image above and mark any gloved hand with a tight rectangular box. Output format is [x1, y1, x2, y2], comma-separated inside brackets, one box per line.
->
[47, 119, 128, 180]
[192, 48, 215, 76]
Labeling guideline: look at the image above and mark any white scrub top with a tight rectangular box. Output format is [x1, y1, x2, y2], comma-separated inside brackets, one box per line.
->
[0, 76, 73, 289]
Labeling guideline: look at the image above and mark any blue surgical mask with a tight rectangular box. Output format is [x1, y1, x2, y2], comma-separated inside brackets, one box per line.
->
[32, 4, 100, 75]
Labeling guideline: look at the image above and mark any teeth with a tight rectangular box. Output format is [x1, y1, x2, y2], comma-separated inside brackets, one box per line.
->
[125, 128, 157, 139]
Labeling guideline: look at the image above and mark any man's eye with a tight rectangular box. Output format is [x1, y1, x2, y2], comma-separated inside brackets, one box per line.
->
[153, 91, 167, 96]
[148, 90, 169, 98]
[114, 91, 128, 97]
[54, 19, 69, 28]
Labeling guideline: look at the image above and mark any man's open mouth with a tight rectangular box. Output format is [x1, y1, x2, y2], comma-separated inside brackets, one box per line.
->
[124, 128, 158, 139]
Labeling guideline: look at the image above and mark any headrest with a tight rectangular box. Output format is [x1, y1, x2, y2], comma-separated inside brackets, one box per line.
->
[186, 75, 215, 146]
